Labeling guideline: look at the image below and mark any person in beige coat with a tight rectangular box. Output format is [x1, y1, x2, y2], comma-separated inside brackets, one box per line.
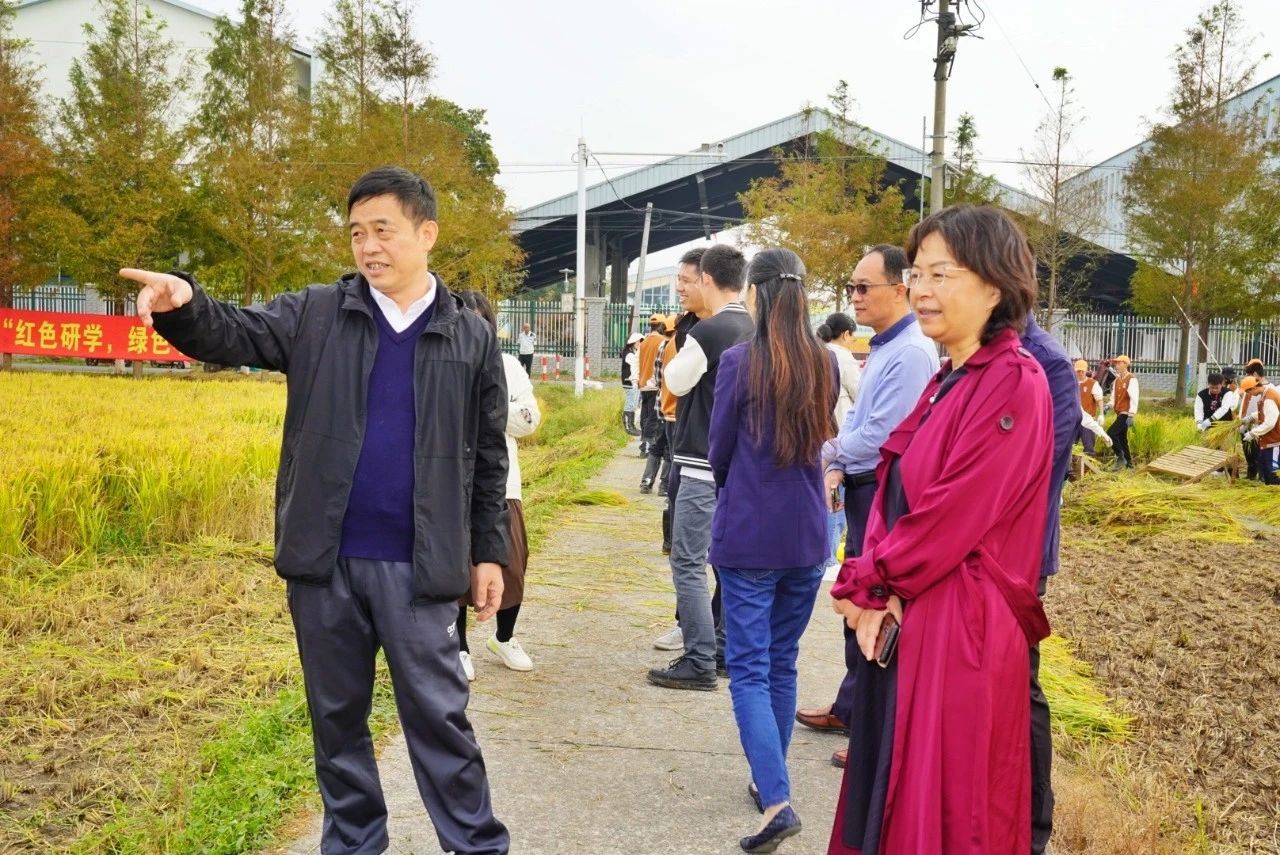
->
[456, 291, 542, 679]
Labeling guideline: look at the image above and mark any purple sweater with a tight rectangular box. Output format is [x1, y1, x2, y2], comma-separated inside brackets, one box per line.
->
[338, 298, 435, 562]
[707, 343, 838, 570]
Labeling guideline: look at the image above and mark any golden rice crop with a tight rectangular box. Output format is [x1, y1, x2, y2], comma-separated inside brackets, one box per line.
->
[0, 373, 282, 561]
[1064, 460, 1280, 543]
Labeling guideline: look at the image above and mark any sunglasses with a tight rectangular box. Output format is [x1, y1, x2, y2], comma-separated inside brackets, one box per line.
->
[843, 281, 897, 299]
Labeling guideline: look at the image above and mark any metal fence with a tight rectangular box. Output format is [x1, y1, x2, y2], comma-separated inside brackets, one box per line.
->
[7, 281, 135, 315]
[1050, 313, 1280, 375]
[496, 299, 680, 361]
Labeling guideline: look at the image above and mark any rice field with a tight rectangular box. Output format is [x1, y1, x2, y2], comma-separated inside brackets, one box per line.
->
[0, 372, 627, 854]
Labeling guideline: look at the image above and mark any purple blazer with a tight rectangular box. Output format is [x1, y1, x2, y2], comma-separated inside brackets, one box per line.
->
[707, 343, 837, 570]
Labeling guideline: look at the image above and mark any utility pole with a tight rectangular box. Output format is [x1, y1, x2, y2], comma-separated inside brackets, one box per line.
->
[913, 0, 979, 215]
[630, 202, 653, 334]
[574, 137, 588, 398]
[572, 141, 724, 397]
[929, 0, 953, 215]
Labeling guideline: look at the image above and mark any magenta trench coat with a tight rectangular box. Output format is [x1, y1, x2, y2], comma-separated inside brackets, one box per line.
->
[829, 328, 1053, 855]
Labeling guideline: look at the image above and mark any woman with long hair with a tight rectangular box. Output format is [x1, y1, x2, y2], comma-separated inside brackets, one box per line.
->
[827, 206, 1054, 854]
[708, 248, 837, 853]
[455, 290, 541, 679]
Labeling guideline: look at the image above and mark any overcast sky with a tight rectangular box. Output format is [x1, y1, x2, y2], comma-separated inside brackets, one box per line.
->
[189, 0, 1280, 213]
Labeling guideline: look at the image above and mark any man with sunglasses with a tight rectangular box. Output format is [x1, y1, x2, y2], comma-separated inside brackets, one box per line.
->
[794, 244, 938, 767]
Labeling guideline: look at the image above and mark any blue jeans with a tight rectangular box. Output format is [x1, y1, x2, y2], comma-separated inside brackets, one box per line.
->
[825, 484, 845, 569]
[720, 565, 824, 807]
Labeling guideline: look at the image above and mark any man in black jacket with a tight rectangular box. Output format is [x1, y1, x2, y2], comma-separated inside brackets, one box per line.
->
[647, 244, 752, 691]
[121, 167, 510, 855]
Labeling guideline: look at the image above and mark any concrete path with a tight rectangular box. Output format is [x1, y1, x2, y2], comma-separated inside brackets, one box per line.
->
[277, 438, 849, 855]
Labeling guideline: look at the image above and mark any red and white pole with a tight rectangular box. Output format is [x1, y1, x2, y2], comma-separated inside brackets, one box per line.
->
[584, 355, 591, 380]
[554, 354, 562, 380]
[540, 355, 548, 383]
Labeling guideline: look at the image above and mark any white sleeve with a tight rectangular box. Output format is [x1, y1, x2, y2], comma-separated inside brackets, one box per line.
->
[504, 357, 541, 438]
[663, 335, 708, 397]
[1081, 408, 1108, 438]
[1251, 398, 1279, 439]
[624, 351, 638, 385]
[1092, 382, 1104, 407]
[840, 350, 861, 403]
[1194, 397, 1205, 423]
[1127, 377, 1139, 415]
[1213, 391, 1236, 420]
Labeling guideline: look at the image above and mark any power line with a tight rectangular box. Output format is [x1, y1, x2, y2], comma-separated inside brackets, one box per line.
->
[979, 0, 1054, 112]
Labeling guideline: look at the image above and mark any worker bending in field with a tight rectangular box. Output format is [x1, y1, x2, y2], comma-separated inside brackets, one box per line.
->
[1238, 360, 1266, 480]
[1075, 360, 1104, 456]
[1194, 372, 1237, 431]
[1239, 374, 1280, 485]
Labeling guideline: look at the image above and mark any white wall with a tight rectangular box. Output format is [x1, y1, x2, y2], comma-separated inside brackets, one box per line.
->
[1065, 75, 1280, 257]
[13, 0, 314, 129]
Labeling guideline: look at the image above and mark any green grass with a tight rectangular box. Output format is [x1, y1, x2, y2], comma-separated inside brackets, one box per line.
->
[1, 376, 627, 855]
[110, 387, 624, 855]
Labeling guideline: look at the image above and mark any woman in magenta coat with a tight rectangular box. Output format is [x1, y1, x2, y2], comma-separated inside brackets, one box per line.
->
[827, 205, 1054, 855]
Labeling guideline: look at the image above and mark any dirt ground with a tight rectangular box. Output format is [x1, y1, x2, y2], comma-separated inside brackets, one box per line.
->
[1050, 530, 1280, 851]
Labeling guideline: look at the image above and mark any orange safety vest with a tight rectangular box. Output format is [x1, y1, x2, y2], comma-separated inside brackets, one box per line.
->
[1254, 386, 1280, 449]
[1078, 378, 1100, 417]
[1113, 371, 1135, 415]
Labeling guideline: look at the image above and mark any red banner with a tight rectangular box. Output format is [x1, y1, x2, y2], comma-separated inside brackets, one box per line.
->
[0, 309, 192, 362]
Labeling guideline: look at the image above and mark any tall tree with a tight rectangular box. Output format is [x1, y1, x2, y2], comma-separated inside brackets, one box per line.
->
[313, 0, 520, 298]
[52, 0, 191, 308]
[193, 0, 331, 305]
[1123, 1, 1280, 404]
[314, 0, 380, 135]
[0, 0, 56, 310]
[1021, 67, 1106, 328]
[739, 82, 916, 311]
[946, 113, 999, 207]
[371, 0, 432, 158]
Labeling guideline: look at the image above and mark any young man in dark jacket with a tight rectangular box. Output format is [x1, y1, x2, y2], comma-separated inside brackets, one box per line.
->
[122, 167, 510, 855]
[647, 243, 753, 690]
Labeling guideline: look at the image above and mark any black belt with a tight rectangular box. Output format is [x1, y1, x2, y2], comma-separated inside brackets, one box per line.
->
[844, 470, 878, 488]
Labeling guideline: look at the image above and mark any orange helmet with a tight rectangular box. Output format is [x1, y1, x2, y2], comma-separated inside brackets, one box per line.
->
[1239, 377, 1260, 393]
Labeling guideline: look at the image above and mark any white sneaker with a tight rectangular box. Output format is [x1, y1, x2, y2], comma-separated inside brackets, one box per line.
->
[653, 625, 684, 651]
[487, 636, 534, 671]
[459, 650, 476, 681]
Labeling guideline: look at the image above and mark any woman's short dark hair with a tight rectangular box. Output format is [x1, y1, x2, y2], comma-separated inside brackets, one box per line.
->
[823, 312, 856, 339]
[458, 290, 497, 333]
[348, 166, 438, 225]
[905, 205, 1037, 345]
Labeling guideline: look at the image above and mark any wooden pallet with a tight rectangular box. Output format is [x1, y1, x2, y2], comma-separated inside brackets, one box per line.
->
[1069, 451, 1104, 481]
[1143, 445, 1234, 482]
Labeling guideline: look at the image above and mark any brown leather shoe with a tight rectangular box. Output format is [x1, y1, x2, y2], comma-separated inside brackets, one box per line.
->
[794, 706, 849, 735]
[831, 748, 848, 768]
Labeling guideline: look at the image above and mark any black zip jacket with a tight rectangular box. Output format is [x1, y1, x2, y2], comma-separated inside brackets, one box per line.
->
[152, 272, 509, 602]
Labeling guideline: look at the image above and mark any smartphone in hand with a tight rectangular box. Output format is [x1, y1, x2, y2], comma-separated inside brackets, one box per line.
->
[875, 615, 900, 668]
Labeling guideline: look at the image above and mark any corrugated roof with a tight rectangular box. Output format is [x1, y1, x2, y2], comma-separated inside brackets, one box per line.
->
[515, 109, 1038, 229]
